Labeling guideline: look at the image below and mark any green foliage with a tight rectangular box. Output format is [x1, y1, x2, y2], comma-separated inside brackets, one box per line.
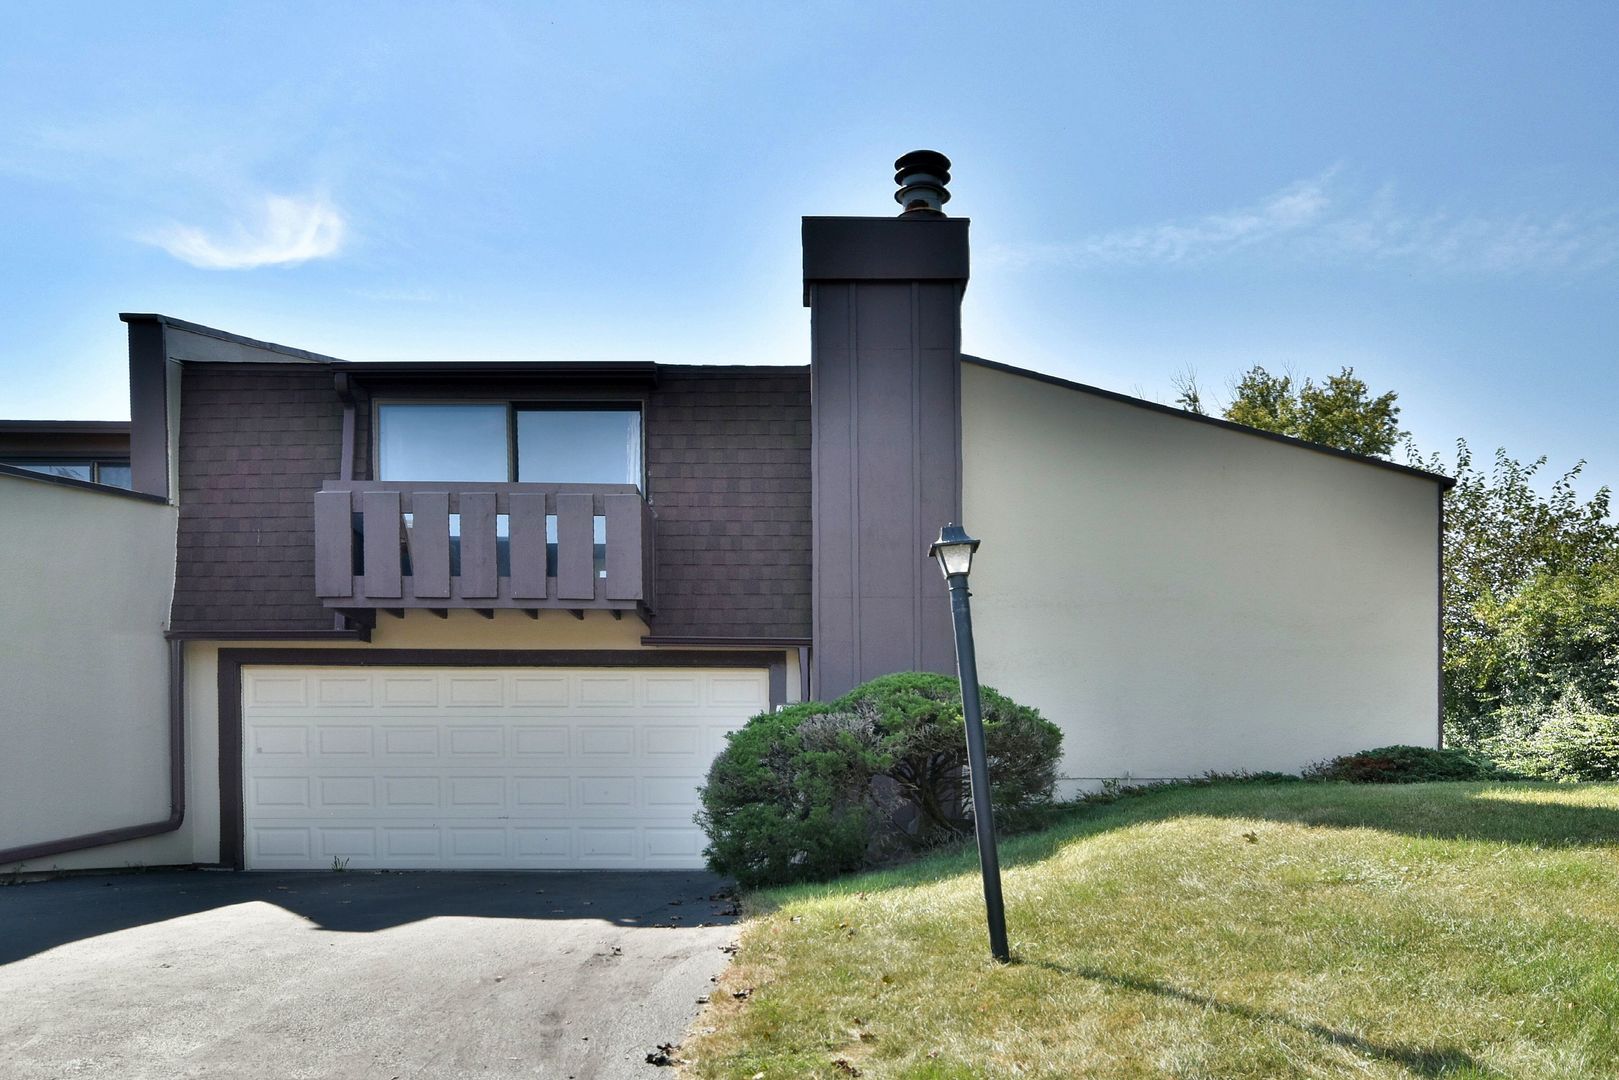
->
[696, 702, 883, 888]
[1220, 365, 1406, 457]
[1408, 441, 1619, 746]
[1303, 744, 1504, 784]
[697, 673, 1063, 887]
[849, 672, 1062, 841]
[1486, 695, 1619, 781]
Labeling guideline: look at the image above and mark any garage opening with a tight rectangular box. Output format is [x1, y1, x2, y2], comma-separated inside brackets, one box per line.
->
[240, 665, 768, 870]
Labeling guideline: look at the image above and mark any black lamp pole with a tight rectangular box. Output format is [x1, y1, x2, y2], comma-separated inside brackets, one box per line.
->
[930, 522, 1010, 963]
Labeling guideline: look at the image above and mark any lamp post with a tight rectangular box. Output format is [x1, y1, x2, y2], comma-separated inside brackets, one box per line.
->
[929, 522, 1010, 963]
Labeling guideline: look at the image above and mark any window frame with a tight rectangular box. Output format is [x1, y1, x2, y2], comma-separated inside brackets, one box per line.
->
[0, 457, 132, 487]
[370, 396, 648, 491]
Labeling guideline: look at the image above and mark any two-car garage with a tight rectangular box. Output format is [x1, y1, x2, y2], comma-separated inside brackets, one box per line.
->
[238, 663, 771, 870]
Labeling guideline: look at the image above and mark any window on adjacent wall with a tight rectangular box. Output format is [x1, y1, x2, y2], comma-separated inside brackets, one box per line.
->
[2, 459, 132, 488]
[376, 404, 642, 488]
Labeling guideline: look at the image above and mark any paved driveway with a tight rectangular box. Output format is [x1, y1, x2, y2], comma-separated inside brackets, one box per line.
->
[0, 869, 740, 1080]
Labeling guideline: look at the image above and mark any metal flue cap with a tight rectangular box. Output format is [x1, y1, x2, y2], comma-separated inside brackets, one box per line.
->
[894, 149, 952, 215]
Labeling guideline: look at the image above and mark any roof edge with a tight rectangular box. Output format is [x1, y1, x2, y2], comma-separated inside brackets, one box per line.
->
[120, 314, 344, 364]
[962, 354, 1455, 489]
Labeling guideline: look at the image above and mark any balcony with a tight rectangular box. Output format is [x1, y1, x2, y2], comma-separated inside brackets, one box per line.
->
[314, 481, 653, 618]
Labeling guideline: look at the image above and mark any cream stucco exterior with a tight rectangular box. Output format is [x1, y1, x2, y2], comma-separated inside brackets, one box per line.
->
[6, 604, 796, 872]
[961, 361, 1442, 790]
[0, 474, 181, 871]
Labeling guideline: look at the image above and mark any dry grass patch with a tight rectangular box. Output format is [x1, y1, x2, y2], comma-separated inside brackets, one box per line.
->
[682, 782, 1619, 1079]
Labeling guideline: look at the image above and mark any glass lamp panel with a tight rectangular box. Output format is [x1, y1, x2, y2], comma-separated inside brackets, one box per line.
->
[378, 405, 509, 481]
[935, 543, 974, 577]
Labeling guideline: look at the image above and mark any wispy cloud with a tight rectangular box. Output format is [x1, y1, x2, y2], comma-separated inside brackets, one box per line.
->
[988, 171, 1619, 277]
[143, 193, 347, 269]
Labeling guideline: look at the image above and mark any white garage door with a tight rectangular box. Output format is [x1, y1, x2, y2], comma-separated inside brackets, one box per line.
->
[240, 665, 769, 870]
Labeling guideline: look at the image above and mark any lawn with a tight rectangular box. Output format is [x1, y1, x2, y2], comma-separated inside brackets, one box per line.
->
[681, 782, 1619, 1079]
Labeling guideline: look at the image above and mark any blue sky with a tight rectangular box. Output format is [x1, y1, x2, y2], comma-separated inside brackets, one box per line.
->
[2, 2, 1615, 493]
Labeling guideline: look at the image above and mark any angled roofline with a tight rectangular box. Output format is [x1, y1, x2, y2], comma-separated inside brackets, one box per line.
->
[963, 354, 1455, 489]
[120, 313, 344, 364]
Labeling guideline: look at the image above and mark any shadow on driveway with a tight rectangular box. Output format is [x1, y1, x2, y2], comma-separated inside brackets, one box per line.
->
[0, 868, 738, 966]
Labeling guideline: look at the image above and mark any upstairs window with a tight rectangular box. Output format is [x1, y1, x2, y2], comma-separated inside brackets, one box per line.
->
[516, 408, 640, 486]
[376, 404, 641, 488]
[377, 405, 507, 483]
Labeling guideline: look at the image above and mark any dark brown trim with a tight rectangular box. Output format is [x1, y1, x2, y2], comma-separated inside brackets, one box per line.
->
[0, 641, 186, 867]
[0, 420, 131, 434]
[640, 635, 813, 647]
[767, 656, 787, 711]
[334, 372, 356, 483]
[339, 361, 659, 380]
[0, 463, 169, 504]
[164, 628, 372, 641]
[962, 354, 1457, 489]
[125, 316, 171, 501]
[216, 648, 783, 869]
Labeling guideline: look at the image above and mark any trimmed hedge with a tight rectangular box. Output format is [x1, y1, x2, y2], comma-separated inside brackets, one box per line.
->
[698, 673, 1062, 887]
[1303, 744, 1504, 783]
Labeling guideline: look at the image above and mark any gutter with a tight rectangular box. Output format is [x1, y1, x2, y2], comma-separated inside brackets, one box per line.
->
[0, 640, 186, 867]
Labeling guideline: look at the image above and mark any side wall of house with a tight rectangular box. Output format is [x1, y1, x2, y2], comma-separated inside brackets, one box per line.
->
[960, 362, 1441, 788]
[0, 474, 182, 870]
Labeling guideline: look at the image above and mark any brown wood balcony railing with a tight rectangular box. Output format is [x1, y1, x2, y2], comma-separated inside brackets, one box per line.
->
[313, 481, 653, 615]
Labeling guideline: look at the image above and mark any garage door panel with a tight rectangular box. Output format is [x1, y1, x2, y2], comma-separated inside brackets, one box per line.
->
[512, 726, 568, 756]
[317, 776, 375, 808]
[380, 675, 439, 707]
[317, 726, 373, 757]
[314, 675, 373, 708]
[242, 665, 766, 869]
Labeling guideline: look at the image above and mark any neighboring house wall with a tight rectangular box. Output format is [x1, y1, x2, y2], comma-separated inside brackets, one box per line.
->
[960, 360, 1442, 788]
[0, 472, 182, 870]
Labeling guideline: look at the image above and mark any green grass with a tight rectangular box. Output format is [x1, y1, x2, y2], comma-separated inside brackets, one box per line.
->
[683, 782, 1619, 1079]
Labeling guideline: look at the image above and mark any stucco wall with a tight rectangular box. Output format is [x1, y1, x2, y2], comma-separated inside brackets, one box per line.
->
[13, 611, 796, 872]
[961, 362, 1441, 788]
[0, 474, 181, 870]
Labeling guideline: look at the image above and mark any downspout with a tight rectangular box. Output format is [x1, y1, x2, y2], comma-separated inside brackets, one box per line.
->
[334, 372, 357, 633]
[0, 639, 187, 867]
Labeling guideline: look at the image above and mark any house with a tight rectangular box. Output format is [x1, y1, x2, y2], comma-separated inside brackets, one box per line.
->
[0, 153, 1449, 874]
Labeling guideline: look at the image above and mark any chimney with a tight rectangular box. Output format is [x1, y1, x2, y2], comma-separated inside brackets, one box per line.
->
[803, 151, 969, 699]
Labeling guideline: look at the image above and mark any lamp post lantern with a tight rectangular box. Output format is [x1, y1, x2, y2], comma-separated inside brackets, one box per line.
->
[929, 522, 1010, 963]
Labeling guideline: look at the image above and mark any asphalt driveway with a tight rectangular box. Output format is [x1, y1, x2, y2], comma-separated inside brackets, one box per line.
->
[0, 869, 741, 1080]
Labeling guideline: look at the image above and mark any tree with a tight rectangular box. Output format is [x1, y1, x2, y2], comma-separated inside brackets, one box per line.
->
[1221, 365, 1407, 458]
[1408, 441, 1619, 745]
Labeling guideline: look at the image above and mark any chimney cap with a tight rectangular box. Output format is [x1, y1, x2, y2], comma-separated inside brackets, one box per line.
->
[893, 149, 952, 215]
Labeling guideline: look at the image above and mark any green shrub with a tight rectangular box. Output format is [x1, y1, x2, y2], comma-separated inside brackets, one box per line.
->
[697, 673, 1063, 886]
[1304, 744, 1503, 783]
[696, 702, 883, 888]
[848, 672, 1062, 842]
[1485, 696, 1619, 781]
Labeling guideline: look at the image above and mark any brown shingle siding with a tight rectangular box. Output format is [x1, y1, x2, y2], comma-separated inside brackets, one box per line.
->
[646, 369, 811, 640]
[169, 363, 812, 639]
[170, 366, 344, 633]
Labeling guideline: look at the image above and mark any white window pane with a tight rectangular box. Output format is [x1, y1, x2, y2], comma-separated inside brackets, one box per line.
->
[516, 409, 641, 487]
[378, 405, 508, 481]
